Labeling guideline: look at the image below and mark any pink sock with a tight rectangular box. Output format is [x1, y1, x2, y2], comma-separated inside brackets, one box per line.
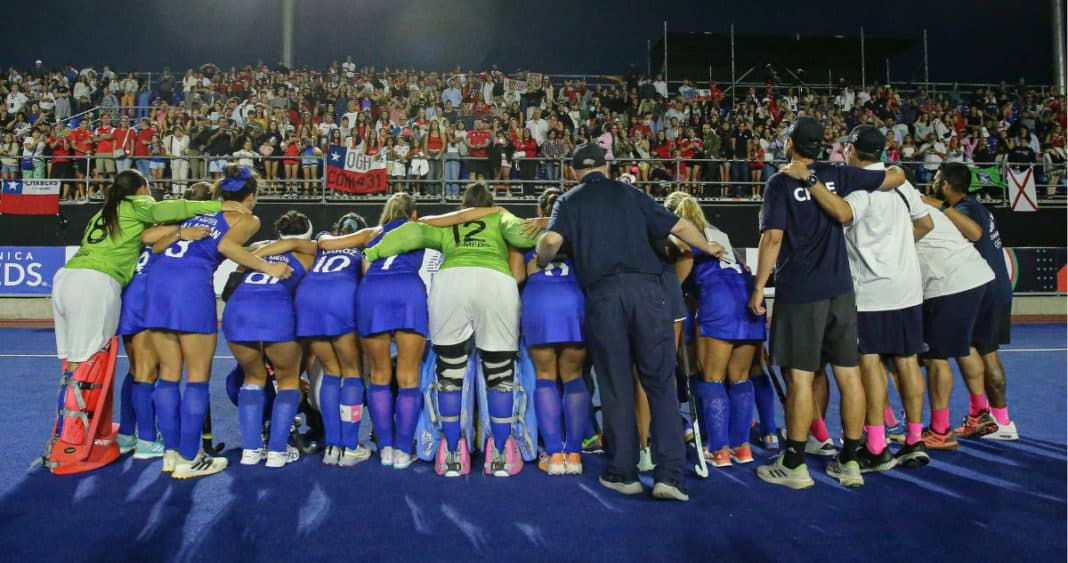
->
[990, 406, 1010, 425]
[883, 406, 899, 427]
[810, 418, 830, 442]
[968, 393, 989, 416]
[865, 425, 887, 454]
[906, 423, 924, 445]
[931, 408, 950, 434]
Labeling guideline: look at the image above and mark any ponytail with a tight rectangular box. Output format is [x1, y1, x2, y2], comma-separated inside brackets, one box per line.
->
[213, 164, 258, 202]
[664, 190, 710, 231]
[379, 192, 415, 225]
[538, 187, 561, 218]
[101, 169, 148, 240]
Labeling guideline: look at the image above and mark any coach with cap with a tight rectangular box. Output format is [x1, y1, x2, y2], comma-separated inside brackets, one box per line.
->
[535, 144, 726, 502]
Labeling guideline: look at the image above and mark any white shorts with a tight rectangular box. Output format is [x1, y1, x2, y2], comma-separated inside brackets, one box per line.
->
[428, 267, 519, 352]
[52, 268, 121, 362]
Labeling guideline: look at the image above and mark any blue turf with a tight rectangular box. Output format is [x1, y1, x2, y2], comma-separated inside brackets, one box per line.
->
[0, 325, 1064, 562]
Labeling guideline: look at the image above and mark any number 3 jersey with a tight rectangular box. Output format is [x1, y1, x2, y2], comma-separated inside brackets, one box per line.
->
[144, 212, 232, 334]
[520, 249, 585, 346]
[294, 247, 362, 338]
[223, 252, 307, 343]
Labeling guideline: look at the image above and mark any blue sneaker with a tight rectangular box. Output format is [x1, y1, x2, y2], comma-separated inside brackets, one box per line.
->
[116, 433, 137, 454]
[133, 439, 165, 459]
[886, 420, 906, 444]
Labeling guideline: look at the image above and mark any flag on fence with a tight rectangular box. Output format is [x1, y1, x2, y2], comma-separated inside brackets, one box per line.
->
[0, 179, 60, 215]
[325, 146, 388, 195]
[968, 165, 1006, 192]
[1007, 167, 1038, 212]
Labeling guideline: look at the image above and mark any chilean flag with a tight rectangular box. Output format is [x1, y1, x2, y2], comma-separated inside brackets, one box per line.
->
[325, 146, 388, 195]
[0, 179, 60, 215]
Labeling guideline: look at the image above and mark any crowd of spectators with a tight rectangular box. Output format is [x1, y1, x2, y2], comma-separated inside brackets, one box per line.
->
[1, 57, 1065, 203]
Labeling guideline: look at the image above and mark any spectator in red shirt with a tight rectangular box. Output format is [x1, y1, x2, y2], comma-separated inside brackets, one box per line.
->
[48, 124, 76, 202]
[465, 117, 491, 181]
[515, 128, 539, 195]
[133, 117, 156, 181]
[68, 119, 94, 191]
[92, 113, 117, 192]
[678, 128, 704, 193]
[113, 115, 135, 173]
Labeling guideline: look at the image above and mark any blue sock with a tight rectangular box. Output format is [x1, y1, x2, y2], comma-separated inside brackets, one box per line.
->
[178, 382, 209, 460]
[367, 383, 394, 450]
[394, 387, 422, 455]
[561, 378, 590, 454]
[534, 380, 563, 454]
[319, 374, 341, 447]
[751, 373, 778, 435]
[698, 381, 729, 451]
[238, 385, 266, 451]
[438, 390, 462, 451]
[487, 389, 514, 451]
[153, 380, 181, 450]
[56, 370, 74, 436]
[268, 389, 301, 452]
[728, 380, 755, 448]
[132, 382, 157, 442]
[118, 372, 136, 435]
[339, 378, 364, 449]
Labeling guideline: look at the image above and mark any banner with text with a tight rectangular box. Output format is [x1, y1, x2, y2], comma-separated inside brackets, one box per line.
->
[325, 146, 388, 194]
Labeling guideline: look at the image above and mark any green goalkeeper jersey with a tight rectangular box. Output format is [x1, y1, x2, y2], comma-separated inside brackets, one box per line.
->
[64, 196, 222, 286]
[362, 211, 537, 277]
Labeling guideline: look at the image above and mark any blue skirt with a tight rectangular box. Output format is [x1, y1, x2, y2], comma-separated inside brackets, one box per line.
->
[698, 273, 766, 342]
[223, 293, 297, 343]
[117, 279, 148, 336]
[295, 278, 358, 338]
[357, 273, 428, 337]
[143, 264, 218, 334]
[521, 281, 585, 347]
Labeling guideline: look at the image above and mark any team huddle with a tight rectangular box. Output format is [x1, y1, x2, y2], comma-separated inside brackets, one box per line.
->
[52, 117, 1018, 487]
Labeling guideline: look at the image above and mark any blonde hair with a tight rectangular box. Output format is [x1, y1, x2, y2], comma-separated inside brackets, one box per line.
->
[664, 191, 710, 231]
[379, 192, 415, 225]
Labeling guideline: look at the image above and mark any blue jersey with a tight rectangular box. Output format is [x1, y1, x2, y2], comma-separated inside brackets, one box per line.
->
[143, 212, 231, 333]
[224, 252, 308, 343]
[295, 248, 362, 338]
[954, 197, 1012, 305]
[117, 247, 156, 335]
[365, 219, 425, 276]
[692, 228, 765, 341]
[157, 212, 231, 276]
[521, 249, 584, 346]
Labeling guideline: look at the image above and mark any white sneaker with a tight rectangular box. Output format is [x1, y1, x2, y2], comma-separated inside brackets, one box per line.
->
[805, 436, 837, 456]
[637, 446, 656, 472]
[162, 449, 178, 473]
[981, 420, 1019, 441]
[380, 446, 395, 466]
[391, 450, 414, 470]
[756, 455, 815, 490]
[171, 451, 228, 479]
[265, 445, 301, 468]
[322, 445, 341, 466]
[241, 448, 266, 465]
[825, 458, 864, 488]
[338, 445, 371, 467]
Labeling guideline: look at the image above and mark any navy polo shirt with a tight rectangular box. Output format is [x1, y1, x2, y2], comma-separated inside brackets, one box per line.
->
[760, 163, 886, 304]
[546, 172, 678, 289]
[954, 196, 1012, 305]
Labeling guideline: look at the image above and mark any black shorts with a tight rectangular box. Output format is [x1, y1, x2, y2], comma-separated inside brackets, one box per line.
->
[973, 283, 1012, 354]
[73, 158, 88, 175]
[770, 291, 858, 372]
[51, 161, 73, 181]
[858, 304, 923, 356]
[921, 283, 986, 360]
[466, 159, 489, 178]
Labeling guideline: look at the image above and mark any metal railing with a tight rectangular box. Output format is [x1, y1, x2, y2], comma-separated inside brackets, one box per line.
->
[9, 152, 1065, 207]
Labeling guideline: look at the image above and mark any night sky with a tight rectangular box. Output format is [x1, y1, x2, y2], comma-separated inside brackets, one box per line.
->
[2, 0, 1061, 85]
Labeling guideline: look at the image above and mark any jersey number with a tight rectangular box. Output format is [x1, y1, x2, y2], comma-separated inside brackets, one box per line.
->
[245, 272, 281, 285]
[312, 255, 352, 273]
[451, 220, 486, 245]
[542, 261, 570, 277]
[85, 216, 108, 245]
[380, 255, 398, 270]
[134, 250, 151, 274]
[165, 240, 192, 259]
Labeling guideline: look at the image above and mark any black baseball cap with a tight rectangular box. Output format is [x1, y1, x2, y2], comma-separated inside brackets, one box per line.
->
[838, 125, 885, 155]
[788, 116, 824, 154]
[572, 143, 606, 169]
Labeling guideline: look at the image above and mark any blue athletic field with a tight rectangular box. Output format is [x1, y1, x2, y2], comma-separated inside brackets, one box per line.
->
[0, 325, 1064, 562]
